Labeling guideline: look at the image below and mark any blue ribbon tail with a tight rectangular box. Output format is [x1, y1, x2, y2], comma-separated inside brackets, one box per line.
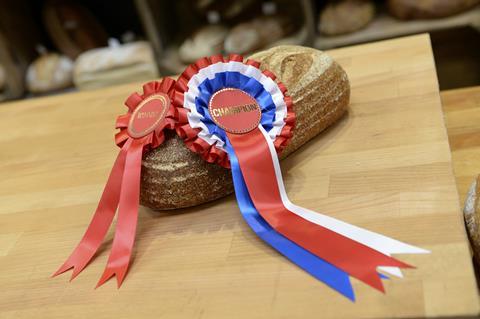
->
[226, 142, 355, 301]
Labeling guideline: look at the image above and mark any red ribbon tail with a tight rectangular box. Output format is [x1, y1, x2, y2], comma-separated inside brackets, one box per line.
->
[359, 259, 414, 292]
[96, 139, 144, 288]
[52, 141, 130, 280]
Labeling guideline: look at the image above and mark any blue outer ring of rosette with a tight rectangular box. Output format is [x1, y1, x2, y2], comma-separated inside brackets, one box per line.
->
[193, 71, 277, 144]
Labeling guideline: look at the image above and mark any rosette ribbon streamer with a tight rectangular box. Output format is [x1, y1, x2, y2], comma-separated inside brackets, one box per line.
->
[174, 55, 429, 300]
[53, 79, 176, 287]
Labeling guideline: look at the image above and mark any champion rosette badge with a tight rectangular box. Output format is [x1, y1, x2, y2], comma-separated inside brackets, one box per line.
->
[173, 54, 429, 300]
[53, 79, 176, 288]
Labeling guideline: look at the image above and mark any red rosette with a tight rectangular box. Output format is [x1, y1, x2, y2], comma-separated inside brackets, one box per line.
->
[115, 78, 176, 151]
[172, 55, 295, 168]
[53, 78, 177, 288]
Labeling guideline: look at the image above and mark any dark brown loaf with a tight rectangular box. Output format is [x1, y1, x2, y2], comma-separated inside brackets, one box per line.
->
[140, 45, 350, 210]
[388, 0, 480, 20]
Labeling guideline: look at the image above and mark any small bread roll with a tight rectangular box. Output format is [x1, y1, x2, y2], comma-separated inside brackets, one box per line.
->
[26, 53, 73, 93]
[319, 0, 375, 36]
[178, 25, 229, 63]
[224, 15, 294, 55]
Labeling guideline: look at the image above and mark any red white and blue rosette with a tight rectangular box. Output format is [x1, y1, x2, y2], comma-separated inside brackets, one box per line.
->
[173, 54, 429, 300]
[174, 54, 294, 168]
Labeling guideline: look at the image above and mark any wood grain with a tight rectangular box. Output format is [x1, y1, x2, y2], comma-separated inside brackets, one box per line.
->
[0, 34, 478, 318]
[442, 86, 480, 205]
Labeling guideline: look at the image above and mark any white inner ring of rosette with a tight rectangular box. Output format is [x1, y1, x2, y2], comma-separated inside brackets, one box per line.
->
[183, 61, 287, 151]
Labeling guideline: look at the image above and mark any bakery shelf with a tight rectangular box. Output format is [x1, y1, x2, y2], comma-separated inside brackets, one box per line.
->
[158, 26, 311, 75]
[315, 7, 480, 50]
[135, 0, 315, 75]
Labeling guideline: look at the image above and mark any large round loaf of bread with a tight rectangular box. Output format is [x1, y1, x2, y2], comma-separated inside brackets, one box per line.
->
[140, 45, 350, 210]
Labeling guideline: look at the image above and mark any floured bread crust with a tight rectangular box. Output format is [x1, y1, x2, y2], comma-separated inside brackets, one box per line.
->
[464, 175, 480, 265]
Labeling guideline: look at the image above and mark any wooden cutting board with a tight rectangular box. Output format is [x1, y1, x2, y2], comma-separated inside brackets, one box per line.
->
[0, 34, 478, 318]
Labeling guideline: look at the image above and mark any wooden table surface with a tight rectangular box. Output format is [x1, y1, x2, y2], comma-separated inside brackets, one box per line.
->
[442, 86, 480, 205]
[1, 34, 479, 319]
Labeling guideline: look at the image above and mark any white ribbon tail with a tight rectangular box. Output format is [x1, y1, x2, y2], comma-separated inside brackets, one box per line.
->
[258, 126, 429, 278]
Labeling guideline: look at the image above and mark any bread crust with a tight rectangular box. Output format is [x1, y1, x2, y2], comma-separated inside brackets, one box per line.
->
[464, 175, 480, 265]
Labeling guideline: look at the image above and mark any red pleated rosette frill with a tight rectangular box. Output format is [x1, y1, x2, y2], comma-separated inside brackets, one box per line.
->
[53, 78, 177, 288]
[115, 79, 176, 150]
[173, 54, 295, 168]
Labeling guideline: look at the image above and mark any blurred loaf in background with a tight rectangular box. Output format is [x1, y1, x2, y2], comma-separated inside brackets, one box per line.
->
[388, 0, 480, 20]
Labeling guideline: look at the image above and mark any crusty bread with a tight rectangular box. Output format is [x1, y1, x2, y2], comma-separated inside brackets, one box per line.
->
[179, 25, 229, 64]
[73, 41, 158, 90]
[140, 45, 350, 210]
[26, 53, 73, 94]
[388, 0, 480, 20]
[464, 174, 480, 265]
[319, 0, 375, 36]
